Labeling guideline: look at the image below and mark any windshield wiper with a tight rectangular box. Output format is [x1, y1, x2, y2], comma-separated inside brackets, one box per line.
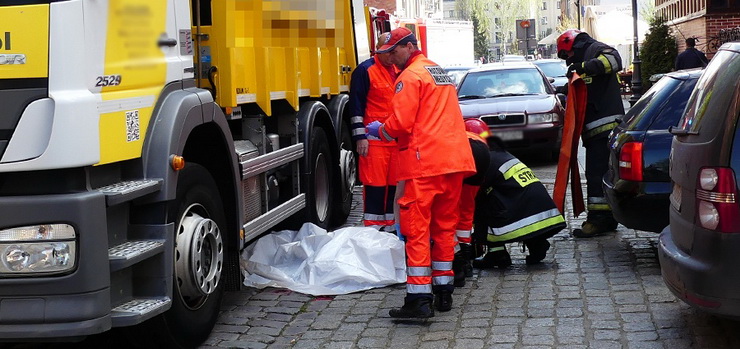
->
[492, 93, 536, 97]
[458, 95, 486, 100]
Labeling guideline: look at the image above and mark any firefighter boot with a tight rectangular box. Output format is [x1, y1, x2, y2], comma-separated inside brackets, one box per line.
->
[453, 251, 466, 287]
[434, 290, 453, 312]
[473, 246, 512, 269]
[460, 243, 474, 277]
[572, 214, 618, 238]
[525, 238, 551, 265]
[389, 295, 434, 319]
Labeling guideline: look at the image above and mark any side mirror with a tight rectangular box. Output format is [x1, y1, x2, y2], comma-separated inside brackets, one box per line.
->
[557, 93, 567, 107]
[548, 78, 555, 83]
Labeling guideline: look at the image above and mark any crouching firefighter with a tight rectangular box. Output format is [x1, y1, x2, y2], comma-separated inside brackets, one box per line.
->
[464, 119, 566, 268]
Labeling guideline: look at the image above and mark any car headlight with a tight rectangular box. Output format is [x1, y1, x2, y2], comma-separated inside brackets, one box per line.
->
[528, 112, 559, 124]
[0, 224, 76, 274]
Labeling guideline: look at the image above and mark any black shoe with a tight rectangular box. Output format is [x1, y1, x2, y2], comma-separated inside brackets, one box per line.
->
[459, 243, 474, 277]
[453, 252, 466, 287]
[473, 248, 512, 269]
[525, 239, 551, 265]
[389, 297, 434, 318]
[434, 291, 453, 312]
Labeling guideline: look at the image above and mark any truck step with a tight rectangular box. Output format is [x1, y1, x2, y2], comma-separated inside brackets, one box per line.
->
[111, 297, 171, 327]
[109, 240, 165, 272]
[97, 179, 162, 206]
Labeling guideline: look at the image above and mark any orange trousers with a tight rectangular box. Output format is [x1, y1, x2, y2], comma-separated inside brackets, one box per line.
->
[455, 184, 479, 244]
[359, 144, 398, 226]
[398, 172, 465, 294]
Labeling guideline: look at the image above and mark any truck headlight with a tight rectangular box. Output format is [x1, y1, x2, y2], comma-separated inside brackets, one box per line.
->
[528, 112, 559, 124]
[0, 224, 76, 274]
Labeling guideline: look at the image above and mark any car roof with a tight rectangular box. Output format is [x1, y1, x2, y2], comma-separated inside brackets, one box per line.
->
[468, 62, 538, 72]
[664, 68, 704, 80]
[444, 65, 478, 71]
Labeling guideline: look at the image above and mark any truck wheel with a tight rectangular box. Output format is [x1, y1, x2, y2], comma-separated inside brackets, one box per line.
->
[334, 120, 356, 225]
[143, 163, 226, 348]
[306, 127, 334, 228]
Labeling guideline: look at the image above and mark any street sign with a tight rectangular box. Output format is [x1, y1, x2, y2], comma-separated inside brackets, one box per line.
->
[520, 20, 530, 28]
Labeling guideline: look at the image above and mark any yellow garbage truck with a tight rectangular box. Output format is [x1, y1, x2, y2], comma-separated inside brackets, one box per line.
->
[0, 0, 386, 346]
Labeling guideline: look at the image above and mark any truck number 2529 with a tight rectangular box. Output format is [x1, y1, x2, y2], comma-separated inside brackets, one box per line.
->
[95, 75, 122, 87]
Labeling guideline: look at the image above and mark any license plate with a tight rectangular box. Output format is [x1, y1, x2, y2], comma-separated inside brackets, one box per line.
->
[496, 131, 523, 141]
[670, 182, 681, 211]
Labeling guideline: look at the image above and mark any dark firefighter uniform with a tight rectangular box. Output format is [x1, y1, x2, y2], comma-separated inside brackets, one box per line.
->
[565, 32, 625, 234]
[349, 55, 399, 228]
[473, 145, 566, 249]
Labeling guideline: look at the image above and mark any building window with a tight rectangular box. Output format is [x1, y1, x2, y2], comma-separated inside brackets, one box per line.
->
[557, 1, 560, 9]
[449, 10, 454, 18]
[542, 1, 547, 10]
[710, 0, 729, 8]
[541, 17, 548, 25]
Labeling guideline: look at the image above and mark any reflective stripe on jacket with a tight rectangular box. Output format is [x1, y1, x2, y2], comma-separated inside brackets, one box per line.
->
[382, 53, 475, 180]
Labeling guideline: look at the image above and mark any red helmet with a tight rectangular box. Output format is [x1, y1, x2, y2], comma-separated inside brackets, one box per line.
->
[464, 118, 491, 138]
[557, 29, 582, 59]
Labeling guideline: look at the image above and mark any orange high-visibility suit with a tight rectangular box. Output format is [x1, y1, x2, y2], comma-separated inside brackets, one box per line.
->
[379, 52, 475, 296]
[349, 55, 399, 228]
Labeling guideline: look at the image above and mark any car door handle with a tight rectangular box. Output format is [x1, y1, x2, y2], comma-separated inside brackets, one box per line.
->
[158, 37, 178, 47]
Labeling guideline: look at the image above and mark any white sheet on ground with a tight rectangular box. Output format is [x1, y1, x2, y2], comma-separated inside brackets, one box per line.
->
[240, 223, 406, 296]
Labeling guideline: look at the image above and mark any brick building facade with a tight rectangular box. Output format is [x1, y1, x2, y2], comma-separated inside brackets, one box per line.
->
[655, 0, 740, 59]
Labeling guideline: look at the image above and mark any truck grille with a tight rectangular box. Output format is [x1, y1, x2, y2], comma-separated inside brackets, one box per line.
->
[481, 113, 525, 127]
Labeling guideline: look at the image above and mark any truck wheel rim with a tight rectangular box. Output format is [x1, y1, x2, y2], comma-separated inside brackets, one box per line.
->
[314, 153, 329, 220]
[176, 204, 224, 308]
[340, 148, 356, 193]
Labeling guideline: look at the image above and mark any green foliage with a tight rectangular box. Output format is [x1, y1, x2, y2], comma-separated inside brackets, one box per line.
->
[472, 15, 489, 61]
[639, 17, 677, 90]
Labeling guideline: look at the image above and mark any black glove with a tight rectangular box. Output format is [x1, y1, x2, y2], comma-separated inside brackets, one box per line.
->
[566, 63, 585, 78]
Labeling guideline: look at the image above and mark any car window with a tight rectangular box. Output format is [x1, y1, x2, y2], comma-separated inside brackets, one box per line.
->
[624, 77, 681, 131]
[679, 50, 740, 135]
[649, 77, 698, 130]
[458, 69, 546, 97]
[535, 62, 567, 77]
[446, 70, 469, 85]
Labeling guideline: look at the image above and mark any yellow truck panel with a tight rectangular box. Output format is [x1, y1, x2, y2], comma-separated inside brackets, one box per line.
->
[0, 5, 49, 79]
[200, 0, 357, 114]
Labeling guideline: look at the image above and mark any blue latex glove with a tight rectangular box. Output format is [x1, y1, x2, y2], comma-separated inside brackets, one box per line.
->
[394, 223, 405, 242]
[366, 121, 382, 139]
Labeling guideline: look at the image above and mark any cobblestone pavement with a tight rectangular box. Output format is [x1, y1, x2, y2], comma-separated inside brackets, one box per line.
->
[201, 154, 740, 349]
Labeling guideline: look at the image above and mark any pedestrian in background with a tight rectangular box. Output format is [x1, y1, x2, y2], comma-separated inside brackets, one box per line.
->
[349, 32, 400, 232]
[367, 27, 475, 318]
[675, 37, 708, 70]
[556, 29, 624, 238]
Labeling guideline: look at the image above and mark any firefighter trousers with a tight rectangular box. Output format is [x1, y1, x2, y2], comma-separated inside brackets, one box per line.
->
[359, 144, 398, 227]
[455, 184, 479, 245]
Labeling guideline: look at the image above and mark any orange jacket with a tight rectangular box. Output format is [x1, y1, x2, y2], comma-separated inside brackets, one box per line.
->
[365, 56, 397, 124]
[380, 53, 475, 181]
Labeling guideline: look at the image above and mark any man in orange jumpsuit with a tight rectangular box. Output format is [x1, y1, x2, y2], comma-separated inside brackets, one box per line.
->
[349, 33, 399, 231]
[367, 27, 476, 318]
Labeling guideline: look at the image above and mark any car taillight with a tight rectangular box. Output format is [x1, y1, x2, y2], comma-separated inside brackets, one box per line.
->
[618, 142, 643, 181]
[696, 167, 740, 233]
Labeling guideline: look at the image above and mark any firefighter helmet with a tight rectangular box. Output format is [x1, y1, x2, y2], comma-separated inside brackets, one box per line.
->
[464, 118, 491, 139]
[557, 29, 582, 59]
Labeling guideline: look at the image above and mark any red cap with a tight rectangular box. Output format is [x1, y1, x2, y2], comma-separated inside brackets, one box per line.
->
[464, 118, 491, 139]
[557, 29, 582, 59]
[376, 27, 417, 53]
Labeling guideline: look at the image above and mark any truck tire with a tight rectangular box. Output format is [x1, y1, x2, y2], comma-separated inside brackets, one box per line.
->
[333, 119, 356, 225]
[306, 127, 334, 229]
[141, 163, 226, 348]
